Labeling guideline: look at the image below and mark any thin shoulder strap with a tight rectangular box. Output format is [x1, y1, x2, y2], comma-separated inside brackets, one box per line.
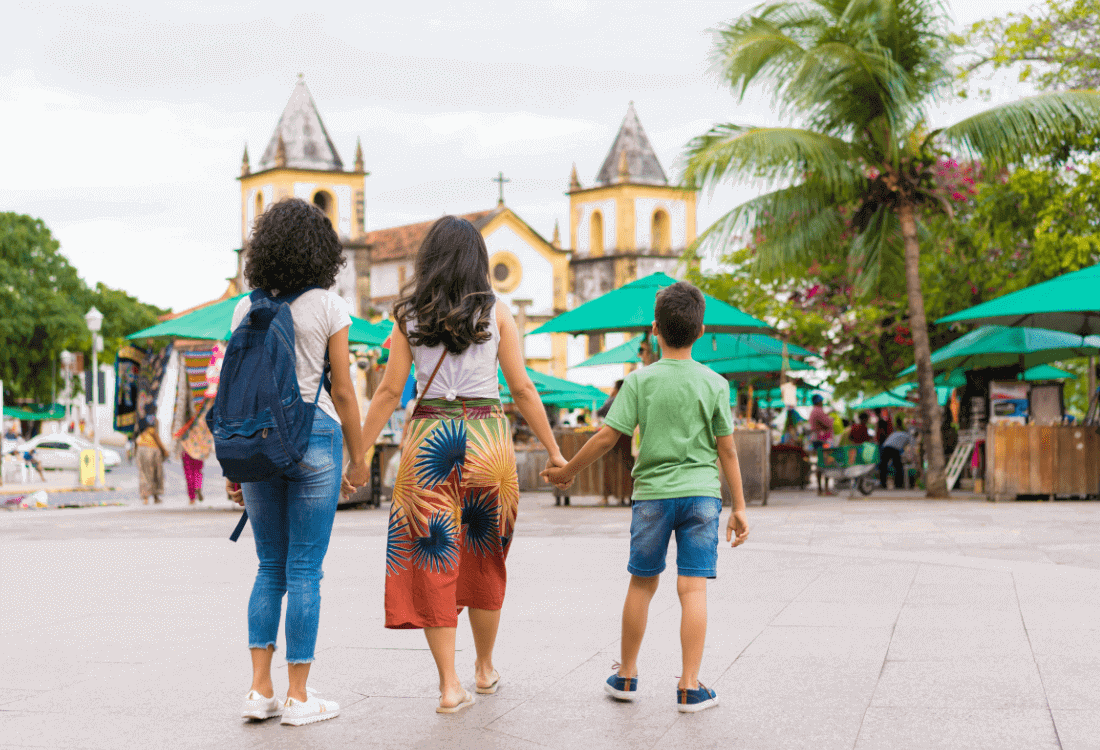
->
[412, 350, 448, 414]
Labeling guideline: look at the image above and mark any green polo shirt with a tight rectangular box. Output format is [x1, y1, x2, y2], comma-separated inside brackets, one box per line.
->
[604, 357, 734, 501]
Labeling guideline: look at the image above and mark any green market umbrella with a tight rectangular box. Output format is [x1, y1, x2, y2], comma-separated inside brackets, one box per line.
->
[574, 332, 815, 368]
[707, 355, 814, 377]
[892, 384, 954, 406]
[497, 367, 607, 408]
[530, 272, 771, 336]
[898, 326, 1100, 375]
[938, 264, 1100, 336]
[128, 293, 390, 346]
[851, 391, 913, 410]
[1021, 364, 1076, 380]
[574, 334, 646, 367]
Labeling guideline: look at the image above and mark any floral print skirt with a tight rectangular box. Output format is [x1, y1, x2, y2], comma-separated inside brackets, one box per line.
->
[384, 398, 519, 629]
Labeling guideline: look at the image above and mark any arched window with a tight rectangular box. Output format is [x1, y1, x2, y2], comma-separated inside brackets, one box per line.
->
[590, 210, 604, 256]
[313, 189, 335, 224]
[254, 192, 264, 219]
[652, 209, 670, 253]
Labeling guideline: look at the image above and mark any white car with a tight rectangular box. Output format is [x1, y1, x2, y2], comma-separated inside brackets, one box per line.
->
[15, 434, 122, 472]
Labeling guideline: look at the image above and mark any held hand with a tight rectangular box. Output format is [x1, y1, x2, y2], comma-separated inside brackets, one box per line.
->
[226, 479, 244, 507]
[540, 455, 573, 489]
[726, 509, 749, 547]
[342, 460, 369, 499]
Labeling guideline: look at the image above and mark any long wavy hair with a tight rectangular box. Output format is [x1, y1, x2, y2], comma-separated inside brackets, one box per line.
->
[393, 216, 495, 354]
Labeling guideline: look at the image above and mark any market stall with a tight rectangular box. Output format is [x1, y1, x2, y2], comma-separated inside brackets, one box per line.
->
[899, 325, 1100, 498]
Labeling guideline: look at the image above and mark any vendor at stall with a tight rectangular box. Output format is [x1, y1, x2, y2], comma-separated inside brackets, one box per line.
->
[880, 418, 913, 490]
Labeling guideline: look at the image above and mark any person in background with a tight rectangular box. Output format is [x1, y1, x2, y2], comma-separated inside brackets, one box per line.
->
[849, 412, 872, 444]
[836, 418, 853, 446]
[597, 379, 624, 419]
[22, 447, 46, 482]
[808, 394, 835, 496]
[875, 409, 893, 446]
[879, 417, 913, 490]
[135, 415, 168, 504]
[780, 411, 801, 447]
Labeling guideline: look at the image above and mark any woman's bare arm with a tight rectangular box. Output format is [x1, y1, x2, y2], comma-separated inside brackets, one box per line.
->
[497, 301, 565, 466]
[327, 326, 367, 491]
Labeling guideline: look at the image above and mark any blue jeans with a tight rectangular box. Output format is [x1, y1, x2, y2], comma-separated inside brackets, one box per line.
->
[628, 496, 722, 579]
[243, 409, 342, 663]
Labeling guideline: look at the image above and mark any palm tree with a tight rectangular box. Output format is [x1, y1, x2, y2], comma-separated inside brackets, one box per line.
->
[683, 0, 1100, 497]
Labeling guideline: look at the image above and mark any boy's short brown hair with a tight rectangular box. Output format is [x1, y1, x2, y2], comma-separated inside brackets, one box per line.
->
[654, 281, 705, 349]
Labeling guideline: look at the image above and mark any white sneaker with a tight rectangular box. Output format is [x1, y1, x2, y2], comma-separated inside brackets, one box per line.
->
[241, 690, 282, 720]
[280, 689, 340, 726]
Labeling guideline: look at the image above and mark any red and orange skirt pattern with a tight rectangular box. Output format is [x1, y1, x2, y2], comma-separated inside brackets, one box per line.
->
[384, 398, 519, 629]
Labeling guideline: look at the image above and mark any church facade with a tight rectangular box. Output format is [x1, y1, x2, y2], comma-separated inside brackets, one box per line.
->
[237, 84, 697, 383]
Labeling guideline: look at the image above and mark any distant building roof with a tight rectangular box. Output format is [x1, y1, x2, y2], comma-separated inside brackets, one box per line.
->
[594, 102, 667, 186]
[258, 78, 344, 172]
[365, 208, 504, 263]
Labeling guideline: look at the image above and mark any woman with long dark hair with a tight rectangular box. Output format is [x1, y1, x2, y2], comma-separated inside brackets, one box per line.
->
[228, 198, 368, 727]
[346, 215, 566, 713]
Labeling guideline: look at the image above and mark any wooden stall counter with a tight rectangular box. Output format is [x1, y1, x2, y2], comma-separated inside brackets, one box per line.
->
[551, 428, 634, 505]
[986, 423, 1100, 501]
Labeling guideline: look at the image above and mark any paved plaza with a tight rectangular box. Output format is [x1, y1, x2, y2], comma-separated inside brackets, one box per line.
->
[4, 484, 1100, 749]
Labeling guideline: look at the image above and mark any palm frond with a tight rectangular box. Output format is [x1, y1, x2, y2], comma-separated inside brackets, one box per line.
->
[689, 178, 857, 264]
[681, 125, 863, 193]
[849, 204, 904, 293]
[939, 91, 1100, 165]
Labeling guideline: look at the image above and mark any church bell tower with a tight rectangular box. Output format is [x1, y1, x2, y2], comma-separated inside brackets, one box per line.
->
[238, 76, 369, 314]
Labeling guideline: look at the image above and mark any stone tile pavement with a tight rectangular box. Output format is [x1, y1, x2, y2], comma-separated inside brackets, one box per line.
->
[3, 490, 1100, 748]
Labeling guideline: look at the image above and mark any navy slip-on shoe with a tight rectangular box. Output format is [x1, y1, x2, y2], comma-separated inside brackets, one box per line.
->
[604, 673, 638, 701]
[677, 683, 719, 713]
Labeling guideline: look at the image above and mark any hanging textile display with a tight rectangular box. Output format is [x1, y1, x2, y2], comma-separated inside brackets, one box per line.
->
[113, 346, 144, 434]
[181, 349, 213, 411]
[136, 344, 173, 429]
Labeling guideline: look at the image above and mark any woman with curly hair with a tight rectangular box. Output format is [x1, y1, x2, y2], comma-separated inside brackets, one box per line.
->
[227, 197, 367, 727]
[345, 215, 566, 713]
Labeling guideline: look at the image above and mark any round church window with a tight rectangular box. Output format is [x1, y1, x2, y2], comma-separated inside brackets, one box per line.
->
[489, 251, 522, 293]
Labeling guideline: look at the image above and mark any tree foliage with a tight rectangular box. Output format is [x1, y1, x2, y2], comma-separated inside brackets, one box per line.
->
[0, 212, 165, 404]
[956, 0, 1100, 92]
[682, 0, 1100, 495]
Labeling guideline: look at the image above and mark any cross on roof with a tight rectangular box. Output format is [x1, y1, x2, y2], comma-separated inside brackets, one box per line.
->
[492, 171, 510, 205]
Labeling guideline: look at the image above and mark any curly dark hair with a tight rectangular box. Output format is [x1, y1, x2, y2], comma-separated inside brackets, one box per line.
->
[393, 216, 495, 355]
[244, 198, 346, 293]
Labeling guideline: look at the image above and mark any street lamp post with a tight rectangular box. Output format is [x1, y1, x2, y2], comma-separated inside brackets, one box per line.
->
[84, 307, 104, 487]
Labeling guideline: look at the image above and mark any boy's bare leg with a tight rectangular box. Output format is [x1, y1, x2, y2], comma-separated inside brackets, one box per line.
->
[618, 575, 659, 677]
[424, 626, 466, 708]
[468, 607, 500, 688]
[677, 576, 707, 690]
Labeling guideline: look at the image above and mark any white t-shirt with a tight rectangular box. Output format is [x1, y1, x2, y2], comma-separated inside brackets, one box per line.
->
[230, 289, 352, 424]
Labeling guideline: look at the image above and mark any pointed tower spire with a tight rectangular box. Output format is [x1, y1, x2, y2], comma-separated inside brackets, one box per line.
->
[258, 77, 345, 171]
[354, 137, 365, 173]
[617, 149, 630, 183]
[551, 219, 561, 249]
[240, 144, 251, 177]
[569, 163, 581, 191]
[274, 132, 287, 168]
[595, 102, 667, 186]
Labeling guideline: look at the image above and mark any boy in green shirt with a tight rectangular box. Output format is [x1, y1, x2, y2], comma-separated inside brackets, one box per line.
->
[543, 281, 749, 713]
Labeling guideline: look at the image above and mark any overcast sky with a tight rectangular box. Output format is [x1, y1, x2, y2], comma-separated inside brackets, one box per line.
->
[2, 0, 1039, 311]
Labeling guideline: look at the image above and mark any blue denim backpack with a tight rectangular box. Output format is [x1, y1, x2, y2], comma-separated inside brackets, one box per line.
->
[207, 286, 329, 485]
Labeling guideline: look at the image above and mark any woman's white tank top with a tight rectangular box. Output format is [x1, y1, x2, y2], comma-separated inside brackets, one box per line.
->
[408, 298, 500, 401]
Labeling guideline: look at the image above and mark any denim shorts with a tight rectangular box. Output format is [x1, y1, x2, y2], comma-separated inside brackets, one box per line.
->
[628, 496, 722, 579]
